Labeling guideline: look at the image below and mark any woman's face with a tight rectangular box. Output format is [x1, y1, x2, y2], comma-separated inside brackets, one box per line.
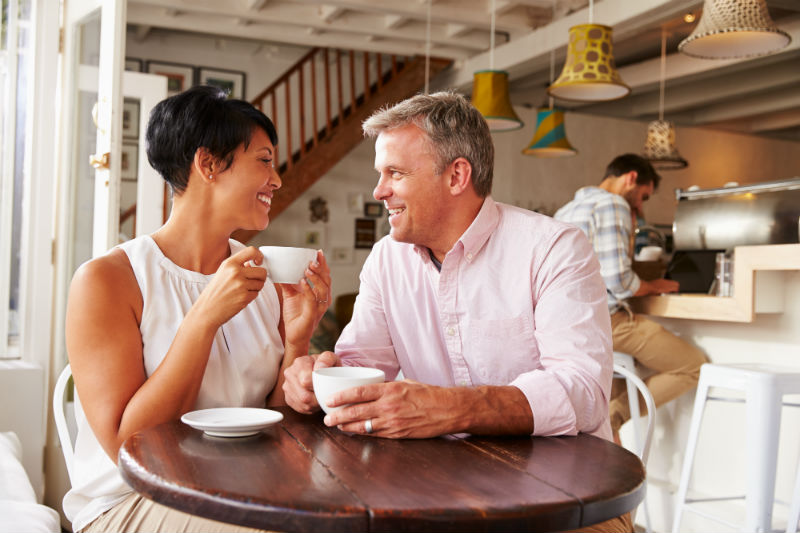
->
[215, 127, 281, 231]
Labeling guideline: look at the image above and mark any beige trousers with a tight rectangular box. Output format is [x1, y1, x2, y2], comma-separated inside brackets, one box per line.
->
[81, 492, 269, 533]
[609, 311, 706, 431]
[566, 512, 633, 533]
[82, 492, 631, 533]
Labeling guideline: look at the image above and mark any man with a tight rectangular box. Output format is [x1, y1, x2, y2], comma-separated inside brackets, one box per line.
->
[284, 92, 629, 531]
[554, 154, 705, 437]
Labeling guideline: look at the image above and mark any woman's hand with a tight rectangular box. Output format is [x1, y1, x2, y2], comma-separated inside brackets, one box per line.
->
[192, 246, 268, 330]
[279, 250, 331, 349]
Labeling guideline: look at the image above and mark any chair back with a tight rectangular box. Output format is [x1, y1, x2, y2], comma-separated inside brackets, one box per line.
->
[612, 362, 656, 465]
[53, 364, 75, 484]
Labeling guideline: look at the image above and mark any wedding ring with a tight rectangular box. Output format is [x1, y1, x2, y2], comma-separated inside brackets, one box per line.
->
[317, 299, 328, 304]
[364, 418, 373, 434]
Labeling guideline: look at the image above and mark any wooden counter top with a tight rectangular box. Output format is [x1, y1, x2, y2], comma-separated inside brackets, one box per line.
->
[629, 244, 800, 322]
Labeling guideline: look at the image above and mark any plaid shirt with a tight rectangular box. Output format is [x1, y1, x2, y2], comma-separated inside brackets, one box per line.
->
[554, 186, 640, 314]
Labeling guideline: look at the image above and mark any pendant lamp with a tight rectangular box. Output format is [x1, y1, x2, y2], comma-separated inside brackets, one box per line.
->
[522, 107, 577, 157]
[471, 0, 523, 131]
[679, 0, 791, 59]
[547, 0, 629, 102]
[644, 30, 688, 170]
[523, 51, 576, 157]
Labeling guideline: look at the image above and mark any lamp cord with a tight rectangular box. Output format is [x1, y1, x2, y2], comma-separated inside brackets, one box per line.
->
[659, 29, 666, 121]
[424, 0, 431, 94]
[589, 0, 593, 24]
[490, 0, 496, 70]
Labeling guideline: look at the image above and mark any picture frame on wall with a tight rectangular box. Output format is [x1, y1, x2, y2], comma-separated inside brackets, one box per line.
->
[121, 142, 139, 181]
[122, 99, 140, 139]
[125, 57, 143, 72]
[146, 60, 195, 96]
[198, 67, 246, 99]
[364, 202, 384, 218]
[355, 218, 376, 249]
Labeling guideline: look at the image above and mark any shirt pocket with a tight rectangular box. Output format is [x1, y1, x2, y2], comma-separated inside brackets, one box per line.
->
[466, 314, 538, 384]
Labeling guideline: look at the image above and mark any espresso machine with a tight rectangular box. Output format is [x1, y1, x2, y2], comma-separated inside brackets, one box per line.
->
[666, 177, 800, 293]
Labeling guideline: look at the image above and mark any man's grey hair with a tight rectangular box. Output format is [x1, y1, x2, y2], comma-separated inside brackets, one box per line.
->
[362, 91, 494, 197]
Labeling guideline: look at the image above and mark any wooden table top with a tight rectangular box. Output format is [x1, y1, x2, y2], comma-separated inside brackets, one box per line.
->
[119, 407, 644, 532]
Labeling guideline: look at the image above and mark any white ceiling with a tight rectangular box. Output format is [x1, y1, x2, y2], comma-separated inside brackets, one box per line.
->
[127, 0, 800, 141]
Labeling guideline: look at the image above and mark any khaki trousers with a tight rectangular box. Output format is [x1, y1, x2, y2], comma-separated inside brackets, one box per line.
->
[609, 311, 706, 431]
[82, 493, 269, 533]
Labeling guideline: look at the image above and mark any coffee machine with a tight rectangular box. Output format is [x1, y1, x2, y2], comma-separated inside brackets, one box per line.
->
[666, 177, 800, 293]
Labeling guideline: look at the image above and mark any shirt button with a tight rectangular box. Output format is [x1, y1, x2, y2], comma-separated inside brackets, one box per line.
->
[466, 252, 473, 261]
[446, 326, 456, 336]
[459, 381, 467, 386]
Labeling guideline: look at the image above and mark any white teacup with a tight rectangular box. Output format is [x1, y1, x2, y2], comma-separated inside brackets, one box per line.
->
[636, 245, 663, 262]
[258, 246, 317, 284]
[312, 366, 385, 415]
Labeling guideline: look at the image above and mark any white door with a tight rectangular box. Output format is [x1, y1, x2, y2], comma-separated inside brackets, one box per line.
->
[51, 0, 125, 374]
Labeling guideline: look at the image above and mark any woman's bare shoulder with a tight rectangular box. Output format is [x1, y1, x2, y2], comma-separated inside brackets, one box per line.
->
[69, 248, 141, 310]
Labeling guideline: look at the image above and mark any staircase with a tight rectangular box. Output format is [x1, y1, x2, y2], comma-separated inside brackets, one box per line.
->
[232, 47, 451, 244]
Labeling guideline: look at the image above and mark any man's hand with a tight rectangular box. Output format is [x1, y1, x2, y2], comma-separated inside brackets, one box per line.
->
[283, 351, 339, 413]
[322, 380, 461, 438]
[322, 381, 533, 439]
[636, 278, 679, 296]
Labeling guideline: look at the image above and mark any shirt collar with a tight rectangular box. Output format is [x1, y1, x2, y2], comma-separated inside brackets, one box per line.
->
[412, 196, 498, 261]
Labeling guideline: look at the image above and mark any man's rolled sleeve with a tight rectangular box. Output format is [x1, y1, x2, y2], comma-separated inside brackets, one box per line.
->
[513, 227, 613, 438]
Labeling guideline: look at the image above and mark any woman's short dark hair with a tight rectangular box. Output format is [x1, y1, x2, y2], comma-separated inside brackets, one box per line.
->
[145, 85, 278, 194]
[603, 153, 661, 190]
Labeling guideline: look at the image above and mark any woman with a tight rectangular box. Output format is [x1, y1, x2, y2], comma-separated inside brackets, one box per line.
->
[63, 86, 331, 532]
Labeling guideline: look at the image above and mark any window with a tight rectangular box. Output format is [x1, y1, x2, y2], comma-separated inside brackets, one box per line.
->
[1, 0, 32, 358]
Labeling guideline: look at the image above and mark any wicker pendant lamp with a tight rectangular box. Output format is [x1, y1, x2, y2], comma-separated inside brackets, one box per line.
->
[547, 0, 629, 102]
[471, 0, 523, 131]
[679, 0, 791, 59]
[644, 30, 688, 170]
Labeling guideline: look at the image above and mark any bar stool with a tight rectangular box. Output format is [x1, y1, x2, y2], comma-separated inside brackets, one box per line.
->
[672, 363, 800, 533]
[613, 351, 653, 533]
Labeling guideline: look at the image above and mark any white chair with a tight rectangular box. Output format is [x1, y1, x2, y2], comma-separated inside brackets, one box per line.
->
[672, 363, 800, 533]
[788, 464, 800, 533]
[53, 364, 76, 485]
[613, 360, 656, 532]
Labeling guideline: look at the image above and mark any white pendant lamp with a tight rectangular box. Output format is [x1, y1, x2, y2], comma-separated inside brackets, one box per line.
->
[644, 30, 687, 170]
[471, 0, 523, 131]
[679, 0, 791, 59]
[547, 0, 629, 102]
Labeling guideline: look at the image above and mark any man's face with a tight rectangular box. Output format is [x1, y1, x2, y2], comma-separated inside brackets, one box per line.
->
[372, 124, 449, 248]
[623, 182, 655, 215]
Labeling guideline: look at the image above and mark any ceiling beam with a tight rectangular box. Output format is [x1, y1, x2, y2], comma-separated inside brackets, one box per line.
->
[132, 0, 534, 34]
[126, 5, 475, 59]
[671, 84, 800, 125]
[127, 2, 487, 56]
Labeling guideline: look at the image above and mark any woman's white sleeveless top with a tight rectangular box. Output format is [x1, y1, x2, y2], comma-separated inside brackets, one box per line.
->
[63, 236, 283, 531]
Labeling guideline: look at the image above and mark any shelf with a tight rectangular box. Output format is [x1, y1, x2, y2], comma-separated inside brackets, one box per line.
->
[629, 244, 800, 322]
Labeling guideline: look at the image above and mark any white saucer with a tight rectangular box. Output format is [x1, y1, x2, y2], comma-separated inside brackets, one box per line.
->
[181, 408, 283, 438]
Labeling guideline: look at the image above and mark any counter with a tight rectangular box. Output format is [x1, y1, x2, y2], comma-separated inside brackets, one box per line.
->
[630, 244, 800, 322]
[621, 243, 800, 532]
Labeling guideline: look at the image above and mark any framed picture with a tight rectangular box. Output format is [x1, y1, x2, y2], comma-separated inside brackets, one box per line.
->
[364, 202, 383, 218]
[146, 61, 195, 96]
[305, 230, 322, 248]
[355, 218, 376, 249]
[330, 247, 353, 265]
[198, 67, 246, 99]
[121, 142, 138, 181]
[125, 57, 143, 72]
[122, 99, 140, 139]
[347, 192, 364, 214]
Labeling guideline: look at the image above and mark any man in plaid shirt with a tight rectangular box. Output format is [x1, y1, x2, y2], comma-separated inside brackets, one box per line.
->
[555, 153, 705, 439]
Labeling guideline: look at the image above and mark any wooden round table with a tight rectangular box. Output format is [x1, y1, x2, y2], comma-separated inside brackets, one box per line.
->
[119, 407, 644, 532]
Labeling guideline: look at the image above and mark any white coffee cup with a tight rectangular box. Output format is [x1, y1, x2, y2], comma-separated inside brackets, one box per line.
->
[258, 246, 317, 284]
[636, 245, 663, 262]
[312, 366, 385, 414]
